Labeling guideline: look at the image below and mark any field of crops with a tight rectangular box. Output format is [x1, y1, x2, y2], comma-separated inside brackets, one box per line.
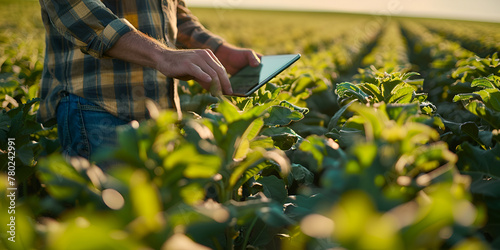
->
[1, 1, 500, 249]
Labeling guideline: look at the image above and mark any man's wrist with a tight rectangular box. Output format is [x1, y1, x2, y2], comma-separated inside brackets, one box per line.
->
[152, 46, 173, 72]
[214, 42, 233, 64]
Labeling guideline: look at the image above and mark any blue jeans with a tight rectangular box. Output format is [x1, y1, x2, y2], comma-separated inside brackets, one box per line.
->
[56, 94, 128, 168]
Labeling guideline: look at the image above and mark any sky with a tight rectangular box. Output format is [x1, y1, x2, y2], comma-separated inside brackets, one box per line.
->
[187, 0, 500, 23]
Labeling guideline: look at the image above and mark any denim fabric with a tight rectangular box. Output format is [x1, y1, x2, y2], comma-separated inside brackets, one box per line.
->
[56, 94, 129, 166]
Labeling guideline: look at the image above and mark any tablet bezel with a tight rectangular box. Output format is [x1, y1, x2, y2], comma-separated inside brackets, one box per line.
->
[228, 53, 301, 97]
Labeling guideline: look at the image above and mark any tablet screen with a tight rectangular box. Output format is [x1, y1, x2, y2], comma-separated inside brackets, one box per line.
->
[229, 54, 301, 96]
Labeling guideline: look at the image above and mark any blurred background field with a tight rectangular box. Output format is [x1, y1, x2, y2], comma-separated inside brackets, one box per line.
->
[2, 0, 500, 249]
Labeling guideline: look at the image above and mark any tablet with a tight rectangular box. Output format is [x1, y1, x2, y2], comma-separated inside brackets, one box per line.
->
[228, 54, 301, 97]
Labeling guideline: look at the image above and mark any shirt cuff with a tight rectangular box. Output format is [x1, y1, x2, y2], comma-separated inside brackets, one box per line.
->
[83, 18, 136, 58]
[205, 36, 225, 52]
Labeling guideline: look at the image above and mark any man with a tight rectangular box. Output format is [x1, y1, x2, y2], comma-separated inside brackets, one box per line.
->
[37, 0, 260, 164]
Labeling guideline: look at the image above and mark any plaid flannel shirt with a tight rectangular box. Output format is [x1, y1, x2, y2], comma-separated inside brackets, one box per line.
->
[37, 0, 224, 125]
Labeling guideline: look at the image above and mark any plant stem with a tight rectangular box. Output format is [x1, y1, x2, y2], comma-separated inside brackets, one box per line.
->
[241, 216, 259, 249]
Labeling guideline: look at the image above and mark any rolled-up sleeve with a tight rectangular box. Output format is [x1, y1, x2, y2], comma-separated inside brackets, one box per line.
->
[40, 0, 136, 58]
[175, 0, 224, 51]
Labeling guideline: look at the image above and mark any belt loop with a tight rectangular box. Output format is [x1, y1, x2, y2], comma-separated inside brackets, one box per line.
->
[60, 91, 69, 98]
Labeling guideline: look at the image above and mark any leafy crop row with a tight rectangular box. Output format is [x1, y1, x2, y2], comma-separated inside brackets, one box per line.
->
[1, 3, 500, 249]
[420, 19, 500, 58]
[360, 21, 411, 73]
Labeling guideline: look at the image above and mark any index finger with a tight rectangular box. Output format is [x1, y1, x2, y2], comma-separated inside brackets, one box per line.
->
[204, 49, 233, 95]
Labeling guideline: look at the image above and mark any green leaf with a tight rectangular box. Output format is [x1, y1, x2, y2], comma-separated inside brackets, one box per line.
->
[46, 214, 144, 250]
[413, 93, 428, 103]
[37, 154, 100, 202]
[460, 122, 479, 141]
[249, 136, 275, 149]
[0, 112, 11, 133]
[492, 52, 499, 62]
[256, 203, 294, 227]
[412, 143, 457, 173]
[264, 106, 304, 126]
[130, 169, 163, 231]
[405, 78, 424, 87]
[359, 83, 383, 103]
[402, 72, 420, 80]
[298, 135, 328, 170]
[336, 82, 370, 103]
[344, 115, 367, 131]
[353, 142, 377, 167]
[261, 127, 300, 138]
[463, 100, 500, 129]
[466, 172, 500, 198]
[452, 65, 475, 79]
[241, 101, 273, 120]
[5, 98, 43, 137]
[270, 134, 299, 150]
[477, 89, 500, 112]
[488, 75, 500, 89]
[472, 77, 495, 89]
[279, 100, 309, 115]
[291, 75, 315, 94]
[327, 100, 355, 131]
[217, 98, 241, 124]
[0, 80, 18, 91]
[222, 119, 259, 163]
[228, 198, 273, 226]
[112, 125, 143, 167]
[287, 163, 314, 187]
[234, 118, 265, 160]
[381, 79, 403, 101]
[457, 143, 500, 179]
[16, 143, 35, 166]
[164, 144, 221, 179]
[230, 150, 266, 190]
[257, 175, 288, 204]
[348, 102, 389, 140]
[243, 118, 265, 143]
[180, 182, 206, 205]
[261, 127, 302, 150]
[385, 103, 419, 121]
[387, 84, 415, 104]
[453, 93, 480, 102]
[420, 102, 437, 115]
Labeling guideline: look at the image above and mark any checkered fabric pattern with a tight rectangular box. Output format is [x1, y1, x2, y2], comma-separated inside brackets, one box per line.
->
[37, 0, 224, 124]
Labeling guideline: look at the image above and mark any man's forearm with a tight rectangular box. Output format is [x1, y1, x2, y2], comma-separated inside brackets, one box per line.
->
[105, 30, 168, 71]
[105, 30, 233, 95]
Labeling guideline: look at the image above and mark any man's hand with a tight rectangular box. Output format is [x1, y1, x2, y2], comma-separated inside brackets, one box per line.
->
[156, 49, 232, 95]
[215, 42, 262, 75]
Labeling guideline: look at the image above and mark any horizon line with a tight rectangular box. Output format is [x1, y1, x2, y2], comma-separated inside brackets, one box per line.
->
[188, 4, 500, 24]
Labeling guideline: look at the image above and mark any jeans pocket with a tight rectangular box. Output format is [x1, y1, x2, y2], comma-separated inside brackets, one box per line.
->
[56, 95, 90, 159]
[57, 94, 128, 162]
[76, 97, 128, 157]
